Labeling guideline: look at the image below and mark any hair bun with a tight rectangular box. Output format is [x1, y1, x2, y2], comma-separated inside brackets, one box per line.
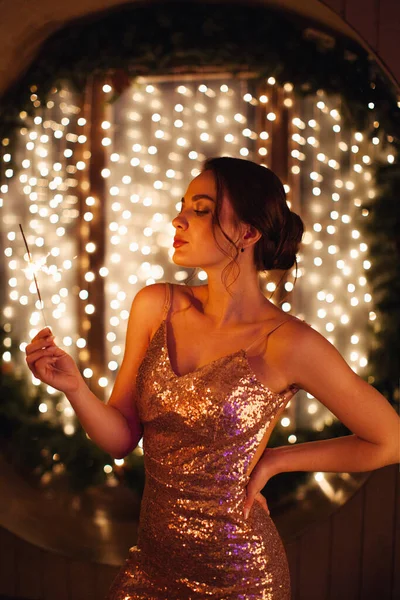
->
[269, 211, 304, 271]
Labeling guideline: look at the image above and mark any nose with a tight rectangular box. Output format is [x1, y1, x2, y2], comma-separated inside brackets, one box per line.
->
[172, 214, 187, 229]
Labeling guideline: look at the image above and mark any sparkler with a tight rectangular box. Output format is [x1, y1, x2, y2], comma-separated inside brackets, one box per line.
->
[19, 223, 49, 329]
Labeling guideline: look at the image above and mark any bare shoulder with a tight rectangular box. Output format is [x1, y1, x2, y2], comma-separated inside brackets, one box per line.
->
[135, 281, 168, 303]
[281, 316, 327, 344]
[134, 281, 167, 311]
[276, 316, 354, 390]
[133, 282, 170, 334]
[249, 297, 309, 333]
[269, 312, 313, 356]
[274, 315, 318, 347]
[118, 282, 170, 360]
[136, 282, 203, 336]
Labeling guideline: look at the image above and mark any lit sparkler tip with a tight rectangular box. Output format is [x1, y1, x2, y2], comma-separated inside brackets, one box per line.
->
[19, 223, 48, 328]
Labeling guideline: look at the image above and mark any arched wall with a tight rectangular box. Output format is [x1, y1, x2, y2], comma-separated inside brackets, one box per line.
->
[320, 0, 400, 88]
[0, 0, 399, 101]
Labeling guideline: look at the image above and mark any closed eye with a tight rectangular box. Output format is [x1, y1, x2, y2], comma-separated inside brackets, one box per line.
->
[177, 207, 210, 216]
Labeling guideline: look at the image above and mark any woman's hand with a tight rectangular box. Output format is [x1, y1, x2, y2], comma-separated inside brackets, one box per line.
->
[25, 327, 83, 395]
[243, 448, 279, 519]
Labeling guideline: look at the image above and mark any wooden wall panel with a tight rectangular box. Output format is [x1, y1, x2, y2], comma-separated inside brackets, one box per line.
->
[379, 0, 400, 28]
[360, 465, 397, 599]
[14, 536, 43, 599]
[297, 519, 331, 600]
[95, 565, 120, 598]
[322, 0, 346, 17]
[321, 0, 400, 84]
[330, 483, 364, 600]
[391, 467, 400, 600]
[42, 553, 69, 600]
[0, 527, 17, 596]
[344, 0, 379, 49]
[69, 559, 97, 600]
[377, 0, 400, 84]
[285, 541, 299, 599]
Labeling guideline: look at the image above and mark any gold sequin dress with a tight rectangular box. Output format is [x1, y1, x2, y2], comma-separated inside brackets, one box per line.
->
[106, 283, 300, 599]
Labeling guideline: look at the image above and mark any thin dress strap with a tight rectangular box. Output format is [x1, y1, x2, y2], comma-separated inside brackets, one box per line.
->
[244, 316, 297, 354]
[162, 282, 172, 321]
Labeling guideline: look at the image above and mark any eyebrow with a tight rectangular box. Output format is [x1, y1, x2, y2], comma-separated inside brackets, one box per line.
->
[181, 194, 215, 203]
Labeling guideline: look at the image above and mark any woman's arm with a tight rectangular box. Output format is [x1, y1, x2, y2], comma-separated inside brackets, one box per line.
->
[65, 380, 140, 459]
[66, 283, 166, 459]
[270, 321, 399, 474]
[243, 321, 399, 518]
[269, 434, 396, 476]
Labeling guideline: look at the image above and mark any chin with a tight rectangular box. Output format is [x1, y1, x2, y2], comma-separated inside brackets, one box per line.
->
[172, 256, 196, 267]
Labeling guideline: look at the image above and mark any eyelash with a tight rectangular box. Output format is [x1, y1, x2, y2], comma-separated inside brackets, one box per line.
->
[177, 208, 209, 216]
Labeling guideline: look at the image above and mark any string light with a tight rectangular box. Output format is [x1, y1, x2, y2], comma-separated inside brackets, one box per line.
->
[1, 75, 397, 483]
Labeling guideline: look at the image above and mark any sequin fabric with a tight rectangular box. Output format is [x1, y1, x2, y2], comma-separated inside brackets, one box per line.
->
[106, 283, 300, 599]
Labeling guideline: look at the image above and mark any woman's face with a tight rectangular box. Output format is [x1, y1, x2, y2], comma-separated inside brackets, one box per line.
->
[171, 170, 240, 270]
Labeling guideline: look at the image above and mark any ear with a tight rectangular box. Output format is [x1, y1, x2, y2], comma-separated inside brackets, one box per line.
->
[243, 225, 262, 245]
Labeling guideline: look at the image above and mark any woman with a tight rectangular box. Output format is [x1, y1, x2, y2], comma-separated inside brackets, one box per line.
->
[25, 157, 399, 599]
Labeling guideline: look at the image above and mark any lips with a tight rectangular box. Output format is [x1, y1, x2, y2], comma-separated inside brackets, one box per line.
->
[173, 239, 187, 248]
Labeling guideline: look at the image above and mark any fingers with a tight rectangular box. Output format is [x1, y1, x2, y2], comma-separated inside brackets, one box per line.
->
[243, 485, 254, 519]
[243, 491, 270, 520]
[26, 349, 65, 381]
[255, 492, 270, 515]
[31, 327, 53, 343]
[25, 344, 60, 367]
[243, 500, 270, 519]
[25, 335, 64, 381]
[25, 334, 55, 355]
[26, 353, 52, 380]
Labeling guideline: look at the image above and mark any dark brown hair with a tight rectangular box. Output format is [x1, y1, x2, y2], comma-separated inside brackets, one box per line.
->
[199, 156, 304, 289]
